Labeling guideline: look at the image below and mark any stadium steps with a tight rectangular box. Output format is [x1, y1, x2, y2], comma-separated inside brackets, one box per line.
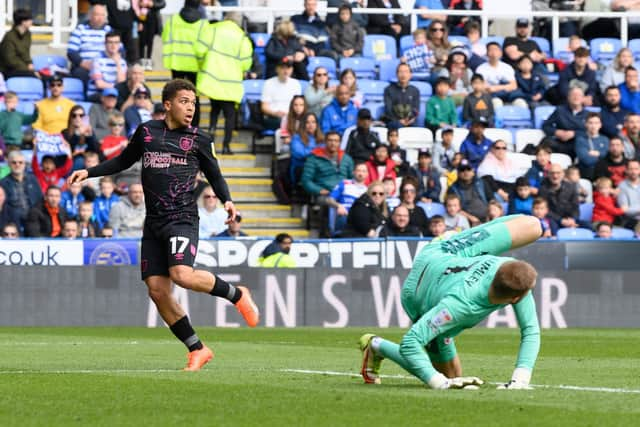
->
[246, 228, 310, 238]
[226, 178, 273, 193]
[234, 204, 292, 218]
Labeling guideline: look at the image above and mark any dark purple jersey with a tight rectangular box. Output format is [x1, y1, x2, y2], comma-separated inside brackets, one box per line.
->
[87, 120, 231, 221]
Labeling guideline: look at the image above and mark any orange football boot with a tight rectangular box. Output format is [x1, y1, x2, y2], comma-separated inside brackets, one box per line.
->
[235, 286, 260, 327]
[183, 345, 214, 371]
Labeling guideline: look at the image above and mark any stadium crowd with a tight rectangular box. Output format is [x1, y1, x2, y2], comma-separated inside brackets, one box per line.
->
[2, 0, 640, 240]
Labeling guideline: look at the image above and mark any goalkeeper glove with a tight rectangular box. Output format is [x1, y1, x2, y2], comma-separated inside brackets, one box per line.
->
[497, 367, 533, 390]
[428, 373, 484, 389]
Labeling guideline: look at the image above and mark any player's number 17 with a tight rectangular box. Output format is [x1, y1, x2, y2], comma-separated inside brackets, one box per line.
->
[170, 236, 190, 254]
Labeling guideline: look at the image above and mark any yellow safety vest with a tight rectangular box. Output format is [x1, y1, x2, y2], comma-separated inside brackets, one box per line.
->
[194, 20, 253, 103]
[162, 14, 205, 72]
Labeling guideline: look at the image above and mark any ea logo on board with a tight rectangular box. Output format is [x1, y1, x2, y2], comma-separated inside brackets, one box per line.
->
[89, 243, 132, 265]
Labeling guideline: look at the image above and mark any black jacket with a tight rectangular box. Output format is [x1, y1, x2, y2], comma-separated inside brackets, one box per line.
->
[367, 0, 408, 35]
[379, 222, 421, 237]
[264, 36, 306, 78]
[25, 202, 70, 237]
[346, 128, 381, 164]
[341, 193, 387, 238]
[538, 179, 579, 222]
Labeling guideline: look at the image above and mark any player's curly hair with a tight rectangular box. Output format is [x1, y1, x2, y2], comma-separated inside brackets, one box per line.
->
[162, 79, 196, 103]
[492, 261, 537, 300]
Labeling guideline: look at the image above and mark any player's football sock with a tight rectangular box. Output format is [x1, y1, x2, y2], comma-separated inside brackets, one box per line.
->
[169, 315, 203, 352]
[184, 345, 214, 372]
[359, 334, 384, 384]
[210, 275, 242, 304]
[372, 337, 416, 376]
[234, 286, 260, 327]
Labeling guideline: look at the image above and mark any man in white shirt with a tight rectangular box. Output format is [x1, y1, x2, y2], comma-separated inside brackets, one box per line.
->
[261, 58, 302, 130]
[476, 41, 518, 109]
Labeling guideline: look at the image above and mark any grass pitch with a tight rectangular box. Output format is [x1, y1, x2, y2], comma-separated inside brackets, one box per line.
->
[0, 327, 638, 427]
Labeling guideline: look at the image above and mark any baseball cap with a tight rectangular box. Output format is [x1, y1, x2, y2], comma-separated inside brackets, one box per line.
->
[516, 18, 530, 27]
[471, 116, 489, 127]
[277, 57, 293, 67]
[49, 74, 63, 85]
[441, 126, 454, 134]
[102, 88, 118, 97]
[357, 108, 372, 120]
[458, 159, 473, 171]
[418, 148, 431, 158]
[134, 87, 150, 97]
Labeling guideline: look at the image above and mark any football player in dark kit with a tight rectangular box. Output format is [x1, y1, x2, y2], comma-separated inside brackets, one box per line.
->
[68, 79, 259, 371]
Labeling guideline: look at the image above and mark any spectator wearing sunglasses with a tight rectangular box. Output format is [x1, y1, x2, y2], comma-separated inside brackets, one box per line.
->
[100, 112, 128, 161]
[341, 180, 389, 238]
[198, 186, 229, 238]
[32, 75, 76, 134]
[89, 87, 120, 141]
[477, 140, 519, 203]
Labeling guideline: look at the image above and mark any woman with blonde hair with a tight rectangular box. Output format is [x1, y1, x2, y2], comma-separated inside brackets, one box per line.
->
[341, 180, 389, 238]
[600, 47, 636, 93]
[265, 19, 308, 80]
[305, 66, 336, 116]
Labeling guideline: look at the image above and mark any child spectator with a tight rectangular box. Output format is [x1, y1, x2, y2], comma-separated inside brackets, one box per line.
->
[0, 91, 38, 148]
[427, 214, 446, 238]
[440, 47, 473, 105]
[386, 127, 411, 177]
[339, 68, 363, 108]
[514, 54, 545, 108]
[564, 35, 597, 71]
[402, 28, 433, 79]
[77, 200, 100, 238]
[576, 113, 609, 180]
[464, 21, 486, 60]
[509, 176, 534, 215]
[100, 112, 128, 160]
[31, 144, 73, 194]
[592, 176, 626, 225]
[94, 176, 120, 229]
[565, 166, 589, 204]
[446, 152, 464, 188]
[487, 199, 505, 221]
[595, 221, 613, 238]
[329, 4, 364, 59]
[443, 193, 470, 231]
[345, 108, 381, 164]
[412, 148, 441, 202]
[462, 74, 495, 127]
[61, 181, 85, 218]
[431, 126, 456, 175]
[100, 224, 114, 238]
[532, 197, 558, 238]
[280, 95, 307, 146]
[425, 77, 457, 133]
[365, 144, 397, 184]
[525, 143, 552, 195]
[383, 176, 400, 209]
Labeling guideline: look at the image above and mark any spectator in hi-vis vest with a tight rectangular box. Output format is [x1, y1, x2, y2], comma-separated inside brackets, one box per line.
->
[162, 0, 206, 127]
[258, 233, 296, 268]
[195, 12, 253, 154]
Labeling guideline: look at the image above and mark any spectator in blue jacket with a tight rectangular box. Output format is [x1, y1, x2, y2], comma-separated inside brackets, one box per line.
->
[575, 113, 610, 180]
[60, 181, 85, 218]
[542, 86, 588, 159]
[600, 86, 629, 138]
[514, 54, 546, 107]
[290, 112, 323, 186]
[509, 177, 534, 215]
[459, 117, 493, 170]
[525, 143, 552, 195]
[619, 66, 640, 114]
[93, 176, 120, 229]
[320, 84, 358, 136]
[557, 47, 597, 106]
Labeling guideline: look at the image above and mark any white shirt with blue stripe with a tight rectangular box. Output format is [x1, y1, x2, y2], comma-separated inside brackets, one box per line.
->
[67, 23, 113, 63]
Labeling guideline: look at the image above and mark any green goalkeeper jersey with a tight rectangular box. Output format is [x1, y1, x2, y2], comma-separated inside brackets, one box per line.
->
[399, 216, 541, 384]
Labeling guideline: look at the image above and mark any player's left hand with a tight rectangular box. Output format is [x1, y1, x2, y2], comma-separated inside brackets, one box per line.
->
[448, 376, 484, 389]
[224, 201, 236, 224]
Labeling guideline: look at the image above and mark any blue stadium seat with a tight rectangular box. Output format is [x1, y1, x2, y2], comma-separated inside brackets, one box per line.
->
[579, 202, 594, 223]
[495, 106, 532, 129]
[589, 38, 622, 65]
[339, 57, 376, 79]
[363, 35, 397, 63]
[530, 37, 551, 58]
[358, 79, 387, 103]
[306, 56, 337, 79]
[480, 36, 505, 48]
[242, 79, 264, 102]
[378, 58, 400, 82]
[61, 77, 86, 101]
[250, 33, 270, 52]
[297, 79, 309, 93]
[417, 202, 446, 218]
[16, 102, 36, 115]
[7, 77, 44, 102]
[629, 39, 640, 64]
[32, 55, 68, 72]
[399, 34, 414, 54]
[611, 227, 635, 239]
[76, 101, 95, 115]
[449, 35, 470, 47]
[557, 227, 594, 240]
[411, 80, 432, 102]
[534, 105, 556, 129]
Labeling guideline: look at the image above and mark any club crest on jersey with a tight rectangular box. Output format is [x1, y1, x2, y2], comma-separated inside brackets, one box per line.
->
[432, 309, 452, 327]
[179, 136, 194, 151]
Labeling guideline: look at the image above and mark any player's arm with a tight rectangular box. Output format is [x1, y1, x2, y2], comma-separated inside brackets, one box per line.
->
[68, 126, 144, 185]
[197, 139, 235, 220]
[399, 301, 479, 389]
[499, 291, 540, 389]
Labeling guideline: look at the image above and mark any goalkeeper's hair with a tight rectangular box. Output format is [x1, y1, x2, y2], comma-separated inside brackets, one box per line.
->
[492, 261, 537, 299]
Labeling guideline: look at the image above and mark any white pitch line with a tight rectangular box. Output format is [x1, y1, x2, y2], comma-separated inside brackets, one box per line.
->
[280, 369, 640, 394]
[0, 369, 178, 374]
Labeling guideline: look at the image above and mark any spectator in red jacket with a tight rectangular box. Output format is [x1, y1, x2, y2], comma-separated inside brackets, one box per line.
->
[31, 142, 72, 194]
[592, 176, 627, 225]
[365, 143, 397, 185]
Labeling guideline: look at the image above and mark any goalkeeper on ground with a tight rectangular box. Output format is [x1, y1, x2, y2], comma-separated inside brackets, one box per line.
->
[359, 215, 541, 390]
